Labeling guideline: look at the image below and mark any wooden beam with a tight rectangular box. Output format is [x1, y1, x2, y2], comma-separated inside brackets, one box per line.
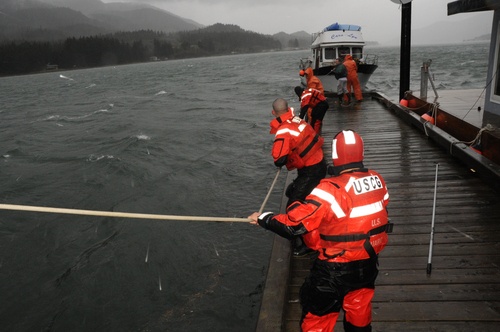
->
[447, 0, 500, 16]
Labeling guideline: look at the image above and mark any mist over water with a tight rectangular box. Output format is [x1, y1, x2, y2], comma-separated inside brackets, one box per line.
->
[0, 42, 489, 331]
[366, 42, 490, 99]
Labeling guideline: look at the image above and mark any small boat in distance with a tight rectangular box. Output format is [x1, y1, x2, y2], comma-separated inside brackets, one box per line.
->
[299, 23, 378, 94]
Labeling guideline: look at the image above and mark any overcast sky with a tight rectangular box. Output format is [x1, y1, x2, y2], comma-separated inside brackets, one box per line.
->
[100, 0, 492, 44]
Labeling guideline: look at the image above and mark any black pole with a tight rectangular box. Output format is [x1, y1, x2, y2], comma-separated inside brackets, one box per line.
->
[399, 2, 412, 101]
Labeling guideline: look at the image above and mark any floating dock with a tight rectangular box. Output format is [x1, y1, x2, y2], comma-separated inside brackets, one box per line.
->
[256, 91, 500, 331]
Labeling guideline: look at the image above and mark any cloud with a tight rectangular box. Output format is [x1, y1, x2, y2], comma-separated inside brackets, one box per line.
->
[119, 0, 307, 6]
[100, 1, 495, 45]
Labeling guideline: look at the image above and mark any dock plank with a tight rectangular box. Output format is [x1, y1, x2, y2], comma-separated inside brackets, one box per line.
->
[257, 93, 500, 332]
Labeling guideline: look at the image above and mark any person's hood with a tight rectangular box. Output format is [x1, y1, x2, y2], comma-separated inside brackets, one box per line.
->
[345, 54, 353, 61]
[305, 67, 314, 77]
[269, 108, 295, 134]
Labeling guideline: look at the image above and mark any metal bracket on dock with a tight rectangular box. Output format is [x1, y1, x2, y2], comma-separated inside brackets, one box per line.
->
[420, 59, 439, 101]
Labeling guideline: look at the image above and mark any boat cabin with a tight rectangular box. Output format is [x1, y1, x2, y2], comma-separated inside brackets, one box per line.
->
[309, 23, 369, 72]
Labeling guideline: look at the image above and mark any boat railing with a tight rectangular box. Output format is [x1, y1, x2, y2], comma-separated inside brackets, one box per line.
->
[300, 53, 378, 71]
[299, 57, 313, 70]
[362, 54, 378, 66]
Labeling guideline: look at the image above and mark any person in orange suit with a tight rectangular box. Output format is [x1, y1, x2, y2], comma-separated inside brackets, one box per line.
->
[267, 98, 327, 257]
[295, 67, 325, 99]
[343, 54, 363, 102]
[299, 88, 329, 135]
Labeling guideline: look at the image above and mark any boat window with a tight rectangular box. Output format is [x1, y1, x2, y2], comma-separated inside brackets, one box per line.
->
[352, 47, 363, 60]
[338, 47, 350, 60]
[324, 48, 336, 60]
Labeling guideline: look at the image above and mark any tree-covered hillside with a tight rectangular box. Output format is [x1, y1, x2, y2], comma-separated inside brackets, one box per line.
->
[0, 24, 282, 76]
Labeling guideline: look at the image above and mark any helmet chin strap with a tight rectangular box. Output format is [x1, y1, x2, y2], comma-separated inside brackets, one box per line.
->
[328, 162, 365, 176]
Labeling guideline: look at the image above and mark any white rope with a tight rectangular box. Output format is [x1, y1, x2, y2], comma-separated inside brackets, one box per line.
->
[0, 204, 250, 223]
[449, 124, 494, 154]
[0, 169, 286, 223]
[423, 121, 430, 137]
[258, 168, 281, 214]
[422, 102, 439, 136]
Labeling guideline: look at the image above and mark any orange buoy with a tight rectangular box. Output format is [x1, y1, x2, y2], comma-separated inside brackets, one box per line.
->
[421, 113, 435, 124]
[399, 99, 408, 107]
[470, 146, 482, 155]
[408, 99, 417, 108]
[470, 143, 482, 155]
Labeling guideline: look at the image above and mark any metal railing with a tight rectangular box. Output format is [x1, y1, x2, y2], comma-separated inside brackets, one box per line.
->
[420, 59, 439, 101]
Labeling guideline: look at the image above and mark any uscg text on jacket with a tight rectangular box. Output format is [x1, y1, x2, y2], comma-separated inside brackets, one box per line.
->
[350, 175, 383, 195]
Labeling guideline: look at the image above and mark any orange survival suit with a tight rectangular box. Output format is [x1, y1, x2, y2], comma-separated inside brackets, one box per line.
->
[299, 88, 329, 135]
[303, 67, 324, 95]
[269, 108, 326, 206]
[343, 54, 363, 102]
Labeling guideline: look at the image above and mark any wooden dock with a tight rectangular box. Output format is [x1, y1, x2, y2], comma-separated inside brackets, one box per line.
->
[256, 91, 500, 332]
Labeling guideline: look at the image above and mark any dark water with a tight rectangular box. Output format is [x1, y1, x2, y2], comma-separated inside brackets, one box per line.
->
[366, 41, 490, 99]
[0, 42, 489, 332]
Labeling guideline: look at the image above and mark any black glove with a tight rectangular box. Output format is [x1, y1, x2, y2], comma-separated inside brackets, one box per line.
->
[257, 212, 298, 240]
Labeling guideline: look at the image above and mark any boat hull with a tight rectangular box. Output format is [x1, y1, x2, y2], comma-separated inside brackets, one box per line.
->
[403, 92, 500, 166]
[299, 23, 378, 95]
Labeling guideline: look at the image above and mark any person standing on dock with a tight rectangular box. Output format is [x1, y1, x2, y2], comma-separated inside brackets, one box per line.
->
[343, 54, 363, 103]
[298, 87, 329, 135]
[295, 67, 325, 100]
[249, 129, 392, 332]
[268, 98, 327, 256]
[332, 58, 350, 105]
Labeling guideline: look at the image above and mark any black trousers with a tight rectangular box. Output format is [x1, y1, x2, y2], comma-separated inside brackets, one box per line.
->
[286, 159, 327, 207]
[300, 258, 378, 317]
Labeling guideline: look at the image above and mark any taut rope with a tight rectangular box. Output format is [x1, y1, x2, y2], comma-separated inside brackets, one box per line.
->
[0, 169, 284, 223]
[258, 168, 281, 214]
[0, 204, 250, 223]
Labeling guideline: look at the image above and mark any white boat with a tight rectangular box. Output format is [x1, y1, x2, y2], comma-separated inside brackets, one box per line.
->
[299, 23, 378, 94]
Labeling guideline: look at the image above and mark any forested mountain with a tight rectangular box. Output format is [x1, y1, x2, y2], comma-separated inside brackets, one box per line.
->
[0, 0, 308, 45]
[0, 1, 307, 76]
[272, 31, 312, 49]
[0, 24, 283, 76]
[0, 0, 202, 41]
